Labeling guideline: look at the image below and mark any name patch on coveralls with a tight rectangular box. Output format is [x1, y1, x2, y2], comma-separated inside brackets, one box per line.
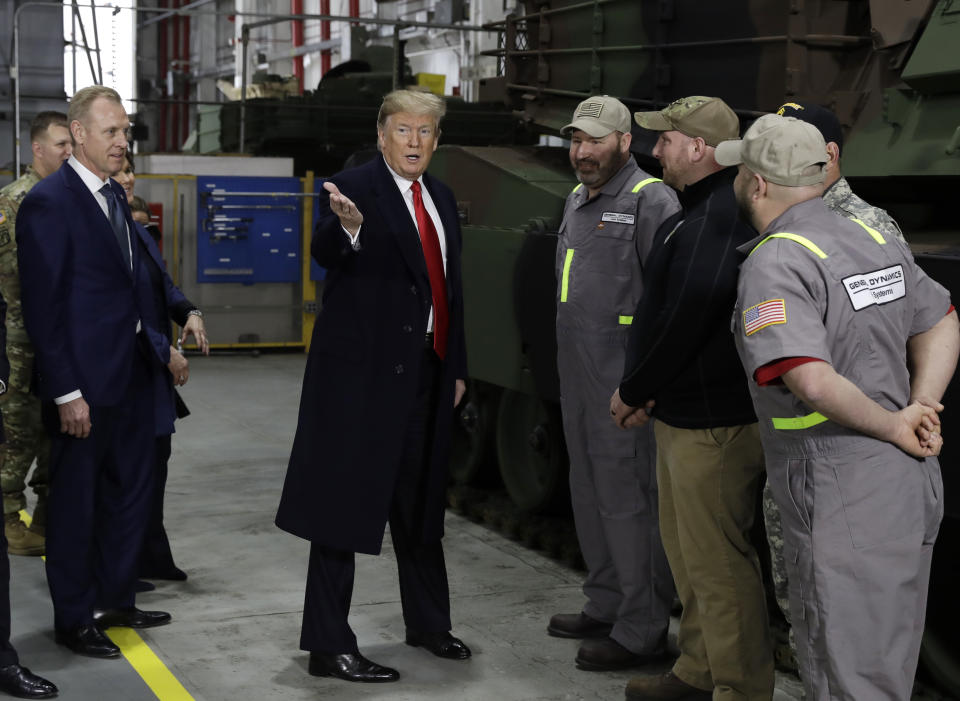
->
[601, 212, 635, 225]
[842, 264, 905, 310]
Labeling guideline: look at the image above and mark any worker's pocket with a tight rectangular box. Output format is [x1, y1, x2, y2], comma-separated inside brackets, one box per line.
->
[829, 443, 924, 549]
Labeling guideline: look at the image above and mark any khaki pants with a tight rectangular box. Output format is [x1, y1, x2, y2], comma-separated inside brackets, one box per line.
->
[655, 421, 774, 701]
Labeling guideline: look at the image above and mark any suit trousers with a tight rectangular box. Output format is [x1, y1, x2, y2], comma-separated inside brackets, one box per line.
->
[299, 349, 452, 654]
[139, 435, 179, 577]
[0, 484, 18, 667]
[45, 344, 155, 630]
[654, 421, 774, 701]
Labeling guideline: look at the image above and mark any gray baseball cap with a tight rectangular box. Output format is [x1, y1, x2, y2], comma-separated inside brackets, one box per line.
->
[561, 95, 631, 138]
[715, 114, 827, 187]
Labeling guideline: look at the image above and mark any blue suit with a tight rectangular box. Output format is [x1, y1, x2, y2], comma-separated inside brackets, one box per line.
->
[16, 161, 164, 629]
[135, 223, 193, 437]
[133, 223, 194, 577]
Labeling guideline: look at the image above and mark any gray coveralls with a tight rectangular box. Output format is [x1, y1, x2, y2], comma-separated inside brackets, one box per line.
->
[555, 158, 679, 652]
[733, 198, 949, 700]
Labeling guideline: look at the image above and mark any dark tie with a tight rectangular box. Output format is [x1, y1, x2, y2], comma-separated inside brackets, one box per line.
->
[100, 183, 131, 270]
[410, 181, 448, 359]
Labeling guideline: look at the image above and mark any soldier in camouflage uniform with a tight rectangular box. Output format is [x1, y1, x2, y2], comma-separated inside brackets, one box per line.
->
[0, 111, 71, 556]
[761, 102, 907, 670]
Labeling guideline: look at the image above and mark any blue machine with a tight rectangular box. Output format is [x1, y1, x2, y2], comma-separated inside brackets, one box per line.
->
[197, 176, 302, 283]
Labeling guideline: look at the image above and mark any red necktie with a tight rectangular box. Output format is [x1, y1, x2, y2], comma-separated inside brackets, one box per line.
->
[410, 181, 448, 359]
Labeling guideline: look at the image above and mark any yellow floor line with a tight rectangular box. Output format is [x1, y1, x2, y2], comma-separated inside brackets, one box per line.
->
[16, 510, 195, 700]
[106, 627, 196, 701]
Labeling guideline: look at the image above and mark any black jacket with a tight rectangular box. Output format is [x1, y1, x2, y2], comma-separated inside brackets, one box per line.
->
[619, 167, 756, 428]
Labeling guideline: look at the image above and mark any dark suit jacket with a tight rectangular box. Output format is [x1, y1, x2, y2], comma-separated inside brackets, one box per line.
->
[15, 161, 166, 405]
[276, 156, 467, 555]
[135, 222, 195, 437]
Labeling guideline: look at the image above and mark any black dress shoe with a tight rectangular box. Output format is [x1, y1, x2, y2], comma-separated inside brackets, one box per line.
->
[0, 665, 58, 698]
[95, 607, 171, 629]
[54, 623, 120, 659]
[307, 652, 399, 683]
[405, 630, 472, 660]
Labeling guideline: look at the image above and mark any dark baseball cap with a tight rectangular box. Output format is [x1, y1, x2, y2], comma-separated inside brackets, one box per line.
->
[775, 102, 844, 155]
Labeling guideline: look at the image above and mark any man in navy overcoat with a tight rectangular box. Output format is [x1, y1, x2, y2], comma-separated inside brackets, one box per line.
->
[276, 88, 470, 683]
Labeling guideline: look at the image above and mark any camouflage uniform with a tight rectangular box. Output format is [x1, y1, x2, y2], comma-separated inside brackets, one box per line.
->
[762, 173, 905, 673]
[0, 167, 50, 538]
[823, 176, 905, 242]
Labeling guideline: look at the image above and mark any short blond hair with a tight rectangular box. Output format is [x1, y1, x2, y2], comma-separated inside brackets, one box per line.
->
[68, 85, 123, 125]
[377, 89, 446, 130]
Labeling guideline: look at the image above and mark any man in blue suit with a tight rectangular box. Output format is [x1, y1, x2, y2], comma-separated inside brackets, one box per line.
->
[15, 86, 171, 659]
[276, 89, 470, 683]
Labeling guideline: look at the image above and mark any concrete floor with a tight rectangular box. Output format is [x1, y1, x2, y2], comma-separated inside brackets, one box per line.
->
[9, 353, 805, 701]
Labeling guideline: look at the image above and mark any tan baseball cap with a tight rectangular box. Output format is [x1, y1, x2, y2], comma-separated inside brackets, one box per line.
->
[634, 96, 739, 147]
[561, 95, 631, 138]
[715, 114, 827, 187]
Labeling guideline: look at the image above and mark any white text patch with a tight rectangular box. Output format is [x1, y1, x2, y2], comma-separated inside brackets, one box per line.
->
[842, 264, 905, 311]
[602, 212, 635, 225]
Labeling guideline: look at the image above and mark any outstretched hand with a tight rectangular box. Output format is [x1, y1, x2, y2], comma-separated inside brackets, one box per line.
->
[323, 181, 363, 235]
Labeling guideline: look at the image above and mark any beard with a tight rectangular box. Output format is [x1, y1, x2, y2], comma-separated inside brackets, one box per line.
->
[573, 157, 620, 189]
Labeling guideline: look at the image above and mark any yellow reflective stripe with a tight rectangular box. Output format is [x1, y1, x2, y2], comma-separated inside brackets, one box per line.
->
[632, 177, 661, 193]
[749, 232, 828, 259]
[572, 183, 582, 193]
[771, 412, 828, 430]
[560, 249, 574, 303]
[618, 315, 633, 325]
[851, 218, 885, 244]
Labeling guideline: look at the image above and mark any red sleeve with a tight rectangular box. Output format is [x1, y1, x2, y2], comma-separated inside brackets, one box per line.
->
[754, 357, 824, 387]
[949, 305, 955, 316]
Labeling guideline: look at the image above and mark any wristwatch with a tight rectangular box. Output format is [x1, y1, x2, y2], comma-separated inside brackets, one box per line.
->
[187, 309, 203, 318]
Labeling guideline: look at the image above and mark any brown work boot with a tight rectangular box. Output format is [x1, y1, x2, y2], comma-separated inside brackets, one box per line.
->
[625, 671, 712, 700]
[4, 514, 45, 556]
[576, 636, 669, 671]
[548, 612, 613, 639]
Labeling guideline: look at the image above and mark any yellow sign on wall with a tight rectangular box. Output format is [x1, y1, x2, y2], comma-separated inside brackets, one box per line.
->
[415, 72, 446, 96]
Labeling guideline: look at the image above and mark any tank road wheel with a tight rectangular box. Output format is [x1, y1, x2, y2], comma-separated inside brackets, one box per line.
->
[449, 381, 501, 486]
[495, 390, 569, 514]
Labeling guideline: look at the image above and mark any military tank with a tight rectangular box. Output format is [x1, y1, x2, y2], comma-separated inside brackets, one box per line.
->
[425, 0, 960, 694]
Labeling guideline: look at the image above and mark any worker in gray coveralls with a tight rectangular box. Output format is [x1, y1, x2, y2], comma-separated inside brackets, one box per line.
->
[722, 114, 959, 701]
[548, 95, 680, 671]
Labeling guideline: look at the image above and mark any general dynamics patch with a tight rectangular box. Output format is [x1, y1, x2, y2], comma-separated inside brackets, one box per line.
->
[842, 264, 905, 310]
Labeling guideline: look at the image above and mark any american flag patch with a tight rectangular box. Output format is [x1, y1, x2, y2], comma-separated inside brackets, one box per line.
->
[743, 299, 786, 336]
